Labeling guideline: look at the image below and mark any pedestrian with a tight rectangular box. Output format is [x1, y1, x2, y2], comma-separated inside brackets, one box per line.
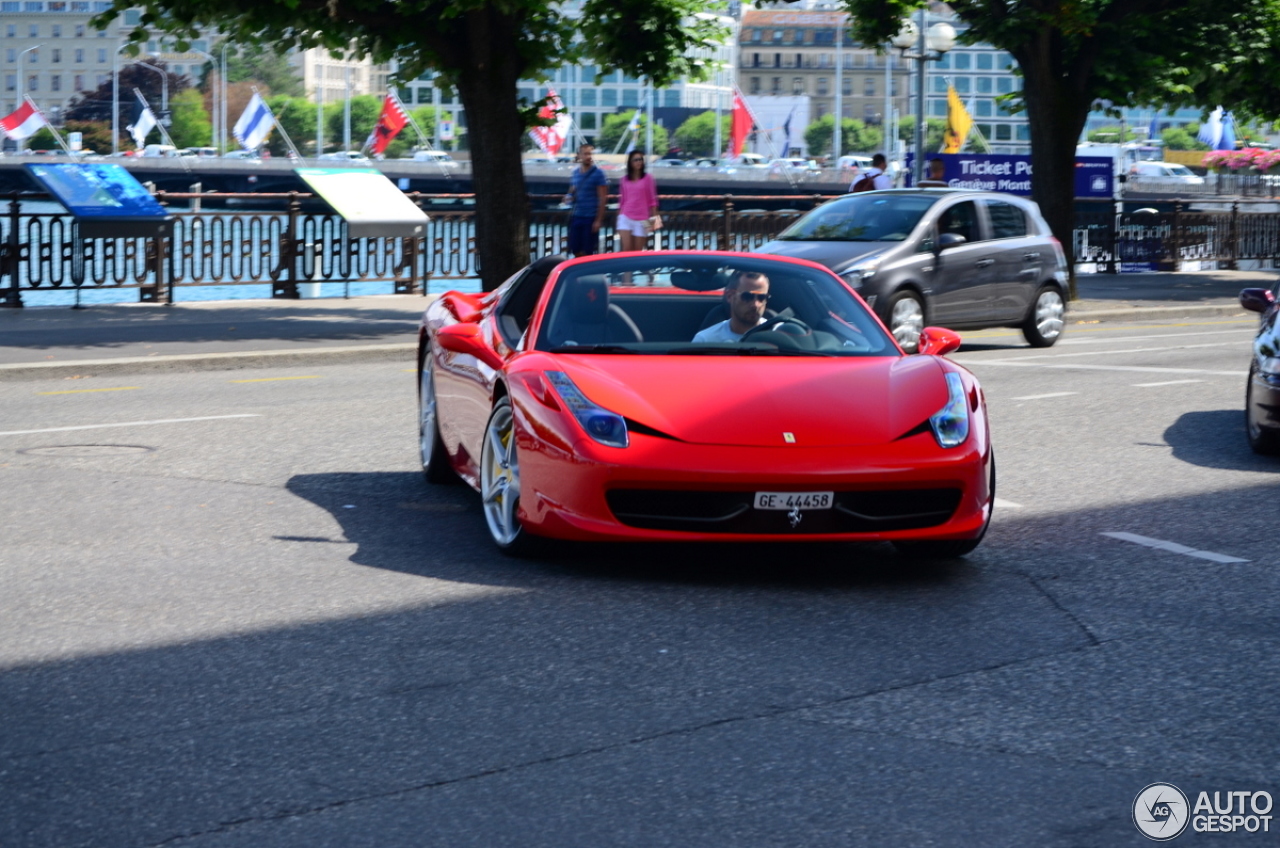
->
[564, 143, 608, 257]
[849, 153, 894, 192]
[917, 157, 948, 187]
[617, 151, 660, 253]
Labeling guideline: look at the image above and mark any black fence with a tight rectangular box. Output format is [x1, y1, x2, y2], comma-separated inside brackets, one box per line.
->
[4, 191, 1278, 307]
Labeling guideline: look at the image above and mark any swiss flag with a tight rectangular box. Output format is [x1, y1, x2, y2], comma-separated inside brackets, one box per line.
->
[730, 91, 752, 157]
[366, 94, 409, 155]
[0, 100, 47, 141]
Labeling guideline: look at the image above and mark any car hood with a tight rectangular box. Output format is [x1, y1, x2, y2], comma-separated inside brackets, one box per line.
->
[553, 355, 950, 447]
[757, 239, 900, 273]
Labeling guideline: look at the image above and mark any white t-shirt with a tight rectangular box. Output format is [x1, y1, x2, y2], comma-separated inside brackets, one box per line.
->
[850, 167, 893, 191]
[692, 317, 766, 343]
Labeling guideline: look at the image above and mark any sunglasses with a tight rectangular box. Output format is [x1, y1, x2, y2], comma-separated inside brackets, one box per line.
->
[737, 291, 771, 303]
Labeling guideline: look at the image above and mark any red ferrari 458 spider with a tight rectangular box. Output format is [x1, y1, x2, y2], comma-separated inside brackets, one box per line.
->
[418, 251, 993, 557]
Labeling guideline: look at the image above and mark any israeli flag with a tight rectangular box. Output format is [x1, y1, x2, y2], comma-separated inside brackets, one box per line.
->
[233, 93, 274, 150]
[1197, 107, 1223, 149]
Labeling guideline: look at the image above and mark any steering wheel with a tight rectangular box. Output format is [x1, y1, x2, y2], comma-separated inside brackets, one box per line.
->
[741, 315, 813, 342]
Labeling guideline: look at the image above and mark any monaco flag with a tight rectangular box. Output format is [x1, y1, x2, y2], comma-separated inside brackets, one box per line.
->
[0, 100, 47, 141]
[366, 94, 409, 156]
[730, 91, 752, 157]
[528, 89, 572, 156]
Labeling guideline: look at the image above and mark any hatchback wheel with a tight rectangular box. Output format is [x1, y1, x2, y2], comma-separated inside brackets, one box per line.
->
[1246, 366, 1280, 455]
[885, 290, 925, 353]
[1023, 286, 1065, 348]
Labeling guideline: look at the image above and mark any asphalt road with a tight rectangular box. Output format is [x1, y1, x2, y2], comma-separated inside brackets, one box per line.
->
[1, 315, 1277, 847]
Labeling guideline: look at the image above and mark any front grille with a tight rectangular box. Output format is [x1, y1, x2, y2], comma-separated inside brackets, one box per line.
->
[605, 488, 962, 534]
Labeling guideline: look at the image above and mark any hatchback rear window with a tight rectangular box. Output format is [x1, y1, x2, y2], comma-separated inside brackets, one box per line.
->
[986, 201, 1027, 239]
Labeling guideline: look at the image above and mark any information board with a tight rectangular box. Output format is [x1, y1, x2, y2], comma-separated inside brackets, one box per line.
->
[904, 153, 1115, 198]
[24, 162, 172, 238]
[294, 167, 429, 238]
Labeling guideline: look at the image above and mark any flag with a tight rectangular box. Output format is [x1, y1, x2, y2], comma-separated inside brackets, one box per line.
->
[941, 85, 972, 154]
[1198, 107, 1223, 150]
[1147, 113, 1159, 140]
[781, 106, 795, 155]
[1218, 111, 1236, 151]
[365, 94, 409, 155]
[730, 91, 752, 157]
[126, 99, 157, 149]
[233, 92, 275, 151]
[0, 100, 46, 140]
[527, 88, 572, 156]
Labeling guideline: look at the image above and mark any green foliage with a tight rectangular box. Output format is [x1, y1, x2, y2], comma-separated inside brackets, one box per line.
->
[323, 95, 382, 152]
[803, 114, 883, 157]
[263, 95, 316, 156]
[168, 88, 211, 148]
[25, 128, 58, 150]
[1161, 127, 1207, 150]
[597, 111, 668, 155]
[64, 121, 116, 154]
[673, 111, 730, 156]
[1087, 126, 1139, 143]
[215, 42, 304, 97]
[896, 116, 945, 153]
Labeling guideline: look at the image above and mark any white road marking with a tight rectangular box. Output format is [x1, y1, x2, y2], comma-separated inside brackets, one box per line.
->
[972, 361, 1246, 376]
[1011, 391, 1078, 400]
[0, 414, 261, 437]
[993, 498, 1022, 509]
[1102, 532, 1250, 563]
[986, 341, 1239, 362]
[1057, 328, 1252, 346]
[1132, 379, 1204, 387]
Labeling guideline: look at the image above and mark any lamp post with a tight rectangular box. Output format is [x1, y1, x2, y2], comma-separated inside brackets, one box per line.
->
[188, 48, 220, 150]
[891, 12, 955, 183]
[132, 60, 168, 115]
[110, 43, 130, 156]
[16, 44, 43, 153]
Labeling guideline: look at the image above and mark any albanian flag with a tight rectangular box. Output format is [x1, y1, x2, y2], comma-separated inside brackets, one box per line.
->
[366, 94, 409, 156]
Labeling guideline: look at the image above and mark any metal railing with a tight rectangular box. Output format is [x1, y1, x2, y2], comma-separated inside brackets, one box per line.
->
[6, 191, 1280, 307]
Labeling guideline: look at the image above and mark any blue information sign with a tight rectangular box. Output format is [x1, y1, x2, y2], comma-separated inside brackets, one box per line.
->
[905, 153, 1113, 198]
[24, 162, 167, 218]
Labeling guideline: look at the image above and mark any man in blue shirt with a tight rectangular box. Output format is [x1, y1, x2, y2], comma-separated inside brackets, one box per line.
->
[564, 143, 608, 256]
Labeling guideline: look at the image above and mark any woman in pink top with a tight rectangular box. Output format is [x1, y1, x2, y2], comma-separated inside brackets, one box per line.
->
[617, 151, 659, 252]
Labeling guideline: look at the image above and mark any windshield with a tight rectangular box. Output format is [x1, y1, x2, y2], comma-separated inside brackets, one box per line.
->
[775, 194, 940, 242]
[535, 255, 897, 357]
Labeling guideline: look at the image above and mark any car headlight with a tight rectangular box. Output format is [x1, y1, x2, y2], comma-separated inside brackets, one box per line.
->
[545, 371, 629, 448]
[929, 372, 970, 448]
[841, 256, 882, 289]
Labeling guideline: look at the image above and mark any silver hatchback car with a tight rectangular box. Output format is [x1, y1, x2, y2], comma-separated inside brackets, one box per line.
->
[758, 189, 1069, 352]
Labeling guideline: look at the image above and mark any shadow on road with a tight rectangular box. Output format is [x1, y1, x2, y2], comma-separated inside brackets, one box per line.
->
[1162, 408, 1280, 472]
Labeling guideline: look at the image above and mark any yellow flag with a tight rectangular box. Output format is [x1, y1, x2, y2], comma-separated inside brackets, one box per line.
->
[942, 85, 972, 154]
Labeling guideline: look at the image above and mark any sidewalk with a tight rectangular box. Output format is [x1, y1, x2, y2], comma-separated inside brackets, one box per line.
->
[0, 270, 1271, 380]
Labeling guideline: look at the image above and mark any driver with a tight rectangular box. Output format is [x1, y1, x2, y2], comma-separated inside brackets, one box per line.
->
[692, 272, 770, 343]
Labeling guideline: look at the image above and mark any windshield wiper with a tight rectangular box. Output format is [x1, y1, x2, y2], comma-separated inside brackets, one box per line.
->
[548, 344, 640, 354]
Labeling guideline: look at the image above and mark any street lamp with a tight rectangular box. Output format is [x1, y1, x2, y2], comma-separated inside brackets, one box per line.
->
[15, 43, 44, 154]
[186, 48, 221, 152]
[110, 43, 130, 156]
[892, 12, 955, 183]
[132, 61, 168, 131]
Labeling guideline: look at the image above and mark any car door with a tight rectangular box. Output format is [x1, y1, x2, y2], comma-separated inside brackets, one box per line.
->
[983, 199, 1042, 321]
[927, 199, 1001, 325]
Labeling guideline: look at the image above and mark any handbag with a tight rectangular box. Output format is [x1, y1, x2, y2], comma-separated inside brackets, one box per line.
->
[647, 214, 663, 233]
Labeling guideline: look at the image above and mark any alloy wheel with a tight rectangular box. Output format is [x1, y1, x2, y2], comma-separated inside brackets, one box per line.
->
[480, 401, 522, 547]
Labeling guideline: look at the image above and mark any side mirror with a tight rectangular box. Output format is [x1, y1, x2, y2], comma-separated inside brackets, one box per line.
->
[917, 326, 962, 356]
[1239, 287, 1276, 314]
[937, 232, 967, 250]
[435, 323, 505, 371]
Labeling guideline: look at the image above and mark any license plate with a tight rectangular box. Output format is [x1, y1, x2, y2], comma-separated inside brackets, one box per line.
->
[754, 491, 833, 510]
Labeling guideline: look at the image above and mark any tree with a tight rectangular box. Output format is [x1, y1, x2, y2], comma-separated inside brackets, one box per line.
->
[25, 121, 115, 153]
[324, 95, 383, 152]
[62, 58, 188, 148]
[262, 95, 317, 156]
[839, 0, 1280, 297]
[673, 111, 730, 156]
[895, 116, 945, 154]
[597, 110, 669, 156]
[1087, 126, 1139, 143]
[97, 0, 726, 291]
[168, 88, 212, 148]
[211, 42, 305, 98]
[1161, 127, 1205, 150]
[803, 114, 883, 157]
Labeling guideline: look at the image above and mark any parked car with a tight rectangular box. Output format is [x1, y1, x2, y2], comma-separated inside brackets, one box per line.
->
[650, 158, 688, 168]
[1239, 284, 1280, 454]
[409, 150, 459, 167]
[770, 157, 821, 174]
[1130, 161, 1205, 185]
[418, 250, 993, 557]
[757, 189, 1069, 352]
[317, 150, 370, 162]
[140, 144, 179, 158]
[222, 149, 260, 160]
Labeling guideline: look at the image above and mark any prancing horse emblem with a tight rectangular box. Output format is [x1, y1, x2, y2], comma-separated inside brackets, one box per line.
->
[788, 507, 803, 528]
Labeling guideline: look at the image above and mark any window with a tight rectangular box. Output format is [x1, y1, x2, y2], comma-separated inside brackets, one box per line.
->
[998, 77, 1015, 94]
[749, 76, 760, 94]
[891, 77, 898, 97]
[773, 53, 781, 68]
[976, 77, 992, 94]
[52, 24, 61, 37]
[28, 50, 37, 63]
[5, 50, 13, 63]
[793, 30, 804, 44]
[123, 9, 139, 24]
[770, 76, 781, 94]
[663, 89, 679, 107]
[976, 53, 993, 70]
[0, 3, 18, 12]
[817, 77, 828, 95]
[955, 77, 971, 94]
[97, 48, 106, 63]
[74, 49, 83, 62]
[192, 40, 206, 52]
[29, 25, 39, 37]
[73, 73, 82, 90]
[953, 53, 971, 70]
[3, 73, 13, 91]
[27, 74, 37, 91]
[985, 201, 1026, 237]
[580, 88, 596, 106]
[772, 30, 782, 43]
[75, 24, 84, 37]
[995, 124, 1012, 141]
[930, 100, 947, 117]
[517, 86, 534, 103]
[601, 88, 616, 106]
[814, 30, 834, 45]
[52, 48, 60, 63]
[50, 74, 59, 90]
[751, 29, 762, 42]
[24, 1, 43, 10]
[173, 64, 184, 75]
[863, 105, 876, 123]
[72, 4, 87, 14]
[936, 53, 951, 69]
[977, 123, 993, 139]
[931, 76, 946, 94]
[1016, 124, 1030, 141]
[622, 88, 637, 106]
[863, 77, 874, 97]
[5, 25, 13, 37]
[975, 100, 993, 117]
[792, 77, 804, 94]
[752, 53, 760, 68]
[938, 201, 980, 242]
[579, 112, 596, 130]
[841, 77, 851, 96]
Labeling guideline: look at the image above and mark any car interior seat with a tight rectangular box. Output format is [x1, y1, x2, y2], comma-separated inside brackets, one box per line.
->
[552, 275, 643, 346]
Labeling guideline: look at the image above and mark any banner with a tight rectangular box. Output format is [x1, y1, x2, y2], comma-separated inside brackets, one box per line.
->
[0, 100, 46, 140]
[905, 153, 1114, 198]
[941, 85, 972, 154]
[365, 94, 409, 155]
[730, 91, 752, 157]
[528, 89, 571, 156]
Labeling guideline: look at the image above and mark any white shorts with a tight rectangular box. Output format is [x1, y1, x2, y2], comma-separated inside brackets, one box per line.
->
[616, 213, 650, 237]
